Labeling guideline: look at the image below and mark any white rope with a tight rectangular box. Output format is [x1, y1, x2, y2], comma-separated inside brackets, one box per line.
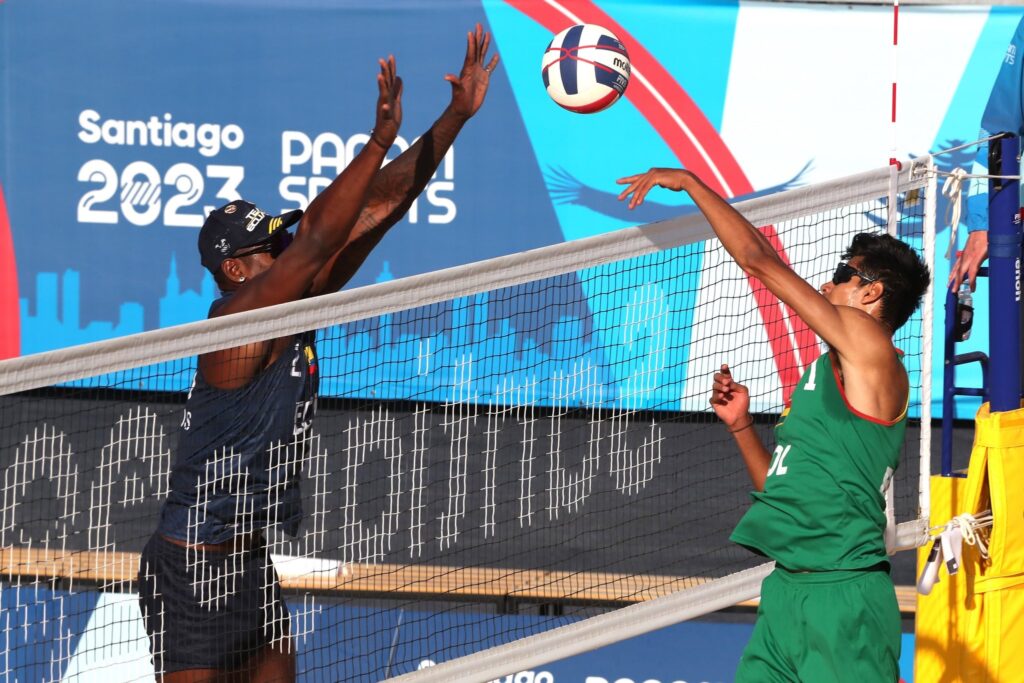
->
[939, 168, 1022, 259]
[947, 511, 994, 560]
[942, 168, 969, 260]
[917, 509, 993, 595]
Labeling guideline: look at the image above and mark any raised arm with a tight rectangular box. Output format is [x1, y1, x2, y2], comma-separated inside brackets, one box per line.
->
[215, 57, 402, 318]
[308, 23, 500, 294]
[200, 57, 402, 389]
[616, 168, 891, 364]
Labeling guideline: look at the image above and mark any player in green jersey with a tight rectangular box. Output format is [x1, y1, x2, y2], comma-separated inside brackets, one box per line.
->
[616, 168, 930, 682]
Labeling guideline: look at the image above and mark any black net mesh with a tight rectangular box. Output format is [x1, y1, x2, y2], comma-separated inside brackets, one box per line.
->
[0, 184, 930, 681]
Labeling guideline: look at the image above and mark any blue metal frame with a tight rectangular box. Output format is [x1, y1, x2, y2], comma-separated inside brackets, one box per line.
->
[942, 287, 989, 476]
[986, 135, 1022, 413]
[941, 134, 1022, 476]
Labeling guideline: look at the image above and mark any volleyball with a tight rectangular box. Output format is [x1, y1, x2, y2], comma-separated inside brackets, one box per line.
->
[541, 24, 630, 114]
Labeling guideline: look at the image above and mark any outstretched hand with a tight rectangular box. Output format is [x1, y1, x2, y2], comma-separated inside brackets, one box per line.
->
[710, 364, 751, 430]
[616, 168, 691, 209]
[373, 55, 403, 148]
[446, 23, 500, 120]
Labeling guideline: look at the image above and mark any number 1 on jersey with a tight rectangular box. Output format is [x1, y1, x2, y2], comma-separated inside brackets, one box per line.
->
[804, 361, 817, 391]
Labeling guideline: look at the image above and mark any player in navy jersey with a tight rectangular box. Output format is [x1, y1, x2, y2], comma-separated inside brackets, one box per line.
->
[139, 26, 498, 682]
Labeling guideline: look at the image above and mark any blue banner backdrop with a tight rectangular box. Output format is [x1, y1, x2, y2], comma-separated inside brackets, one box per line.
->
[3, 1, 1023, 418]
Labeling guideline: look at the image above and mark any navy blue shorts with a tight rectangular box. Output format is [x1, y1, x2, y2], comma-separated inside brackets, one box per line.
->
[137, 533, 290, 674]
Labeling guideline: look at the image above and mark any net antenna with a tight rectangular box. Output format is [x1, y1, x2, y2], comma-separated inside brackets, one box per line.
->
[0, 158, 935, 682]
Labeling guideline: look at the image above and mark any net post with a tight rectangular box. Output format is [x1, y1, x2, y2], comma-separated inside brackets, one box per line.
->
[941, 281, 957, 476]
[919, 155, 936, 522]
[987, 134, 1022, 412]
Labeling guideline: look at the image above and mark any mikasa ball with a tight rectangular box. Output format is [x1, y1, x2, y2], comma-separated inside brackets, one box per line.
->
[541, 24, 630, 113]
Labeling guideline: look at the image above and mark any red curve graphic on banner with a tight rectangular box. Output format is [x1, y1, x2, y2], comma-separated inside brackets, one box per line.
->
[0, 182, 19, 359]
[504, 0, 820, 401]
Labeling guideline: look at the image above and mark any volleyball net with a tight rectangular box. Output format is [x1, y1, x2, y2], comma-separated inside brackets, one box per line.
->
[0, 158, 935, 682]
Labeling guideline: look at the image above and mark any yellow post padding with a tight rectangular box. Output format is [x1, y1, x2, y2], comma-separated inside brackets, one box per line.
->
[914, 403, 1024, 683]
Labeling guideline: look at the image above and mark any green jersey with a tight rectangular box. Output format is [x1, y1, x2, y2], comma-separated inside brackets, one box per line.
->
[730, 351, 906, 571]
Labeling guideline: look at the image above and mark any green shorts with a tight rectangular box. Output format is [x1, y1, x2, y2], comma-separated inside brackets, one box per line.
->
[735, 566, 901, 683]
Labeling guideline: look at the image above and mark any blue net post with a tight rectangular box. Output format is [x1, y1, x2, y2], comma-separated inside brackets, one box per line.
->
[987, 134, 1023, 413]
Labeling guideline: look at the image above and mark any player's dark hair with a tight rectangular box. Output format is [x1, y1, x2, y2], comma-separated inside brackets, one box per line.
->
[842, 232, 931, 332]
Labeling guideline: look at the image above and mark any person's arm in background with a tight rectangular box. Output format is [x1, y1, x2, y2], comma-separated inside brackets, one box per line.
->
[950, 15, 1024, 292]
[948, 144, 990, 292]
[949, 231, 988, 292]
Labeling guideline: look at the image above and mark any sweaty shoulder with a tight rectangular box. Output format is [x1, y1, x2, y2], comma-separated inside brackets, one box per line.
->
[208, 297, 230, 319]
[834, 305, 897, 363]
[833, 307, 906, 420]
[198, 297, 279, 389]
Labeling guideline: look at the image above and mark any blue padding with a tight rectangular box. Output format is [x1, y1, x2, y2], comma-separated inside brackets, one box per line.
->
[1, 585, 99, 680]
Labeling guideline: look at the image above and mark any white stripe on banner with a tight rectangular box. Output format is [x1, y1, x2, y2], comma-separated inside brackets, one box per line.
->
[722, 3, 987, 188]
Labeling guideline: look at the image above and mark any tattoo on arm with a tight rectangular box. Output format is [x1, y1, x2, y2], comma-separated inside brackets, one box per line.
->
[316, 112, 464, 293]
[360, 123, 453, 236]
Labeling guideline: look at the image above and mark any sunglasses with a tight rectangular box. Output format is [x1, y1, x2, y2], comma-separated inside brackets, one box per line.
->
[232, 231, 293, 259]
[832, 261, 878, 286]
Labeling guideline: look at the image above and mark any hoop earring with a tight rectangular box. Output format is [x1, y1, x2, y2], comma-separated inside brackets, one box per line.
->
[238, 276, 246, 283]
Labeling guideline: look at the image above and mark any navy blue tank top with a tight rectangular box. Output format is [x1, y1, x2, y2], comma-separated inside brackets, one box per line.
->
[157, 296, 318, 544]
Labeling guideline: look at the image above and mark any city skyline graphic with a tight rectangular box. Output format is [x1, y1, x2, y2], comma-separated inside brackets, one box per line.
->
[16, 256, 400, 356]
[18, 254, 216, 356]
[16, 252, 690, 413]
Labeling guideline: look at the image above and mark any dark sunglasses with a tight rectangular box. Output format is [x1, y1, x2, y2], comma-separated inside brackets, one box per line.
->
[832, 261, 878, 286]
[232, 231, 293, 259]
